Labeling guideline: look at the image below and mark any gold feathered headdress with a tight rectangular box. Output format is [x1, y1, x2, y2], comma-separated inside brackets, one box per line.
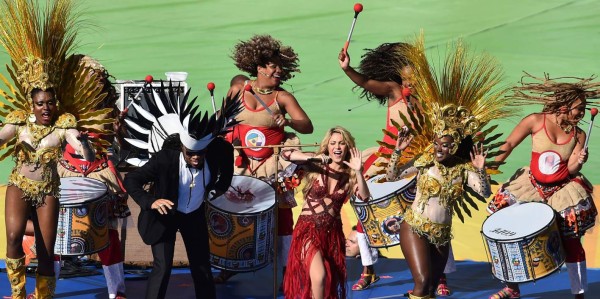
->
[0, 0, 113, 159]
[431, 103, 480, 150]
[377, 32, 516, 221]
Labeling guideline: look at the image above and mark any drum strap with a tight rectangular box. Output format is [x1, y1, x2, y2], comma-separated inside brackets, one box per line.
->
[246, 158, 269, 176]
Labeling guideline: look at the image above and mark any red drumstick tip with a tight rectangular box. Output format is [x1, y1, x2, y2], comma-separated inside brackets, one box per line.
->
[591, 107, 598, 116]
[244, 84, 253, 92]
[207, 82, 216, 91]
[145, 75, 154, 83]
[354, 3, 363, 13]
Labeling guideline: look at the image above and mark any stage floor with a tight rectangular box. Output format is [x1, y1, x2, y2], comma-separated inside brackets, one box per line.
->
[2, 258, 599, 299]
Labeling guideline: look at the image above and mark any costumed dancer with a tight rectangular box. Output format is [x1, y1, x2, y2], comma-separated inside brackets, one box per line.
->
[487, 73, 600, 299]
[56, 55, 130, 299]
[339, 42, 456, 295]
[282, 126, 370, 299]
[217, 34, 314, 285]
[123, 86, 242, 299]
[0, 0, 104, 298]
[384, 34, 514, 299]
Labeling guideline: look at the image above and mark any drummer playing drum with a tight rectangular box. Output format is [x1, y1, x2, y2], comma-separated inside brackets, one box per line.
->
[487, 73, 599, 299]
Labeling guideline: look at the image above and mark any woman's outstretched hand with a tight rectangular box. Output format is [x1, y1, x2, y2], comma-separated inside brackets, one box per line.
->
[344, 147, 363, 172]
[395, 126, 413, 151]
[470, 143, 487, 170]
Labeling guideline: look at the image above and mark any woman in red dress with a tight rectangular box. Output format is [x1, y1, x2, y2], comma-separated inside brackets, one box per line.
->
[282, 126, 370, 299]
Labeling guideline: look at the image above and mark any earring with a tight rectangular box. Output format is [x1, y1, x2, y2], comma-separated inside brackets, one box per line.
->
[28, 113, 36, 123]
[402, 87, 412, 98]
[450, 143, 458, 155]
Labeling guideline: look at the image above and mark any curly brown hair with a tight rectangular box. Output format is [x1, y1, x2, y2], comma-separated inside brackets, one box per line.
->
[512, 72, 600, 113]
[231, 34, 299, 81]
[356, 42, 414, 105]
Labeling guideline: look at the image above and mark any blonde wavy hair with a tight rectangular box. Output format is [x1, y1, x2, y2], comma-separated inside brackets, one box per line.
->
[302, 126, 358, 199]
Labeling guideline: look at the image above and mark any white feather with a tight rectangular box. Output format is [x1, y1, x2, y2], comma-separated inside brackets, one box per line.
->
[124, 119, 150, 135]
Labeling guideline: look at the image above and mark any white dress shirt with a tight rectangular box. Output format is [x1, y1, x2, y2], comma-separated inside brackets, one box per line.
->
[177, 153, 211, 214]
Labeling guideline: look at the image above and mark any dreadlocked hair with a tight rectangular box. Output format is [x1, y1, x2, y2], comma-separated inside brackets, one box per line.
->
[356, 42, 414, 105]
[512, 72, 600, 113]
[301, 126, 357, 201]
[231, 34, 299, 81]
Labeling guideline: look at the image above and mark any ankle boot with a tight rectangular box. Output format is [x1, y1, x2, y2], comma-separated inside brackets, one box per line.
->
[5, 256, 27, 299]
[33, 274, 56, 299]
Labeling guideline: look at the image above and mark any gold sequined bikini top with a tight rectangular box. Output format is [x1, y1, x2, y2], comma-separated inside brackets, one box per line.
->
[415, 153, 469, 209]
[14, 143, 61, 166]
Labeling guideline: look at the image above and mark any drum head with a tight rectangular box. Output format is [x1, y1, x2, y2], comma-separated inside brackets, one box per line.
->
[210, 176, 276, 214]
[366, 174, 415, 200]
[482, 202, 555, 241]
[59, 177, 108, 206]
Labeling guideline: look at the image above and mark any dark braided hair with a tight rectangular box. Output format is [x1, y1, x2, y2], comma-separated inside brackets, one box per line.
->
[356, 42, 414, 105]
[231, 34, 299, 81]
[512, 72, 600, 114]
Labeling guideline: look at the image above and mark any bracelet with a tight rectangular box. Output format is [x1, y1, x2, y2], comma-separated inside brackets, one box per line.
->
[393, 148, 402, 155]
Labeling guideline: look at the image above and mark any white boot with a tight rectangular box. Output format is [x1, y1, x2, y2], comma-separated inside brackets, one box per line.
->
[103, 262, 126, 298]
[566, 261, 587, 295]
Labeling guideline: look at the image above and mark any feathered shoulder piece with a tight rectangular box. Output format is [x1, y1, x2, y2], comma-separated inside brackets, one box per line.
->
[54, 113, 76, 129]
[4, 109, 27, 125]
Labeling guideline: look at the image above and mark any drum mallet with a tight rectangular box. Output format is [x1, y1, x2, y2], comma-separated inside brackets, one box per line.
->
[583, 107, 598, 150]
[244, 84, 273, 115]
[123, 75, 153, 114]
[343, 3, 364, 52]
[207, 82, 216, 113]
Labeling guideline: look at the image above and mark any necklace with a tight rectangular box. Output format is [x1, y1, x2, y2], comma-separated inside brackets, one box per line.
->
[188, 167, 202, 189]
[252, 81, 274, 95]
[555, 117, 573, 134]
[26, 119, 55, 147]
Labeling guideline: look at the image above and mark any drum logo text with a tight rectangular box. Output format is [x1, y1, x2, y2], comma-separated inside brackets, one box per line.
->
[490, 228, 516, 236]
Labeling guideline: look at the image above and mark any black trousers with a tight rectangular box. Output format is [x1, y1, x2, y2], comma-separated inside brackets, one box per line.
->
[145, 206, 215, 299]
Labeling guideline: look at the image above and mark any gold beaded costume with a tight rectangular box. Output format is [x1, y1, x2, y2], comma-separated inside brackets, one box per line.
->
[384, 34, 515, 246]
[0, 0, 111, 206]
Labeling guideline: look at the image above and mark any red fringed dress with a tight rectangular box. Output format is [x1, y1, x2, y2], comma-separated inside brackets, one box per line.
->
[284, 165, 350, 299]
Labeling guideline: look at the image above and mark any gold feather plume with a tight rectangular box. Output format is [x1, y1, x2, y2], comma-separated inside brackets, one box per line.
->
[0, 0, 111, 160]
[379, 32, 516, 222]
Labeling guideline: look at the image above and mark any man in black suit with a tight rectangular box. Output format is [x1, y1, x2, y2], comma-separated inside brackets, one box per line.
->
[124, 89, 241, 299]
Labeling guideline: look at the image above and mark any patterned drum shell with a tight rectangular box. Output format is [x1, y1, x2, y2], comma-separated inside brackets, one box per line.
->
[482, 202, 566, 283]
[207, 175, 276, 272]
[351, 174, 416, 248]
[55, 177, 109, 256]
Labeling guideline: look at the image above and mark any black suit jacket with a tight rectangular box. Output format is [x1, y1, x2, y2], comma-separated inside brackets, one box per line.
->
[124, 138, 234, 245]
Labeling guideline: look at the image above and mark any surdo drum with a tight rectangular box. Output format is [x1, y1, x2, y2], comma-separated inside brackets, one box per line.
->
[55, 177, 110, 256]
[207, 175, 276, 272]
[481, 202, 565, 283]
[351, 174, 416, 248]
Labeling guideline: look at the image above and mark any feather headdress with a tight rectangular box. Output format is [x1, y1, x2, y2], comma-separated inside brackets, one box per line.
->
[0, 0, 111, 159]
[379, 33, 516, 221]
[124, 81, 242, 165]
